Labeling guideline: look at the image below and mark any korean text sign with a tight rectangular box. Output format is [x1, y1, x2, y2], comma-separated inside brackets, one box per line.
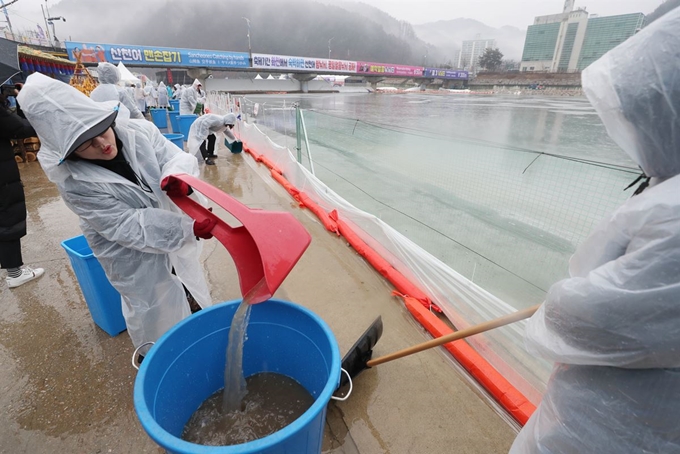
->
[252, 53, 357, 73]
[65, 42, 250, 68]
[357, 62, 424, 77]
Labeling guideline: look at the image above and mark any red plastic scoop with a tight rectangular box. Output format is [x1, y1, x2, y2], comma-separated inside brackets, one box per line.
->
[162, 173, 311, 304]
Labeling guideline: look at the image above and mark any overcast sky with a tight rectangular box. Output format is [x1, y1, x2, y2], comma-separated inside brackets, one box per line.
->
[4, 0, 661, 36]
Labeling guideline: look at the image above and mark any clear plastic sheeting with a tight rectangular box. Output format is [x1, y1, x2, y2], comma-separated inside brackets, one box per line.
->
[207, 90, 638, 408]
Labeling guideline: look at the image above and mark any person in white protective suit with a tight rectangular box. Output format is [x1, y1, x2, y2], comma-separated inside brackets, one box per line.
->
[157, 81, 169, 108]
[187, 113, 240, 166]
[179, 79, 205, 115]
[172, 84, 182, 100]
[90, 62, 144, 119]
[510, 8, 680, 454]
[17, 73, 215, 354]
[133, 82, 146, 114]
[144, 81, 157, 109]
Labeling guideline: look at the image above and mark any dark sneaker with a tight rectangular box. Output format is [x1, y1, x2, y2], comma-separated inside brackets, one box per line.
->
[205, 158, 215, 166]
[187, 294, 202, 314]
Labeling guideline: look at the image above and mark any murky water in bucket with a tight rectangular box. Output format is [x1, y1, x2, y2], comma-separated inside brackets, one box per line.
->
[181, 279, 316, 446]
[182, 372, 314, 446]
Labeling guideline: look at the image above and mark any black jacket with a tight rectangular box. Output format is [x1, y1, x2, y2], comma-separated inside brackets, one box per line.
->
[0, 107, 36, 241]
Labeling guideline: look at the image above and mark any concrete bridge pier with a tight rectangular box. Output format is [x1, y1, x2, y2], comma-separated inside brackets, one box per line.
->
[364, 76, 386, 91]
[419, 78, 434, 90]
[187, 68, 210, 83]
[293, 73, 317, 93]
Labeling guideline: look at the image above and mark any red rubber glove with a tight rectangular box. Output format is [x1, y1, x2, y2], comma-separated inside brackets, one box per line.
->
[161, 177, 190, 197]
[193, 218, 217, 239]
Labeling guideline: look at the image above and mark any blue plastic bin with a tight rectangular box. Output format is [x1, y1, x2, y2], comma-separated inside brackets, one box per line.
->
[177, 114, 198, 142]
[163, 133, 184, 150]
[150, 108, 168, 129]
[61, 235, 126, 337]
[168, 110, 180, 133]
[169, 99, 180, 111]
[134, 299, 341, 454]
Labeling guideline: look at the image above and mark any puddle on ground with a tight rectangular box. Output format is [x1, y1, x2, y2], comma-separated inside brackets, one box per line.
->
[183, 372, 314, 446]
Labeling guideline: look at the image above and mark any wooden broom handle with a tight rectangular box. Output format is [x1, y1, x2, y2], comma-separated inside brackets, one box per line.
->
[366, 304, 541, 367]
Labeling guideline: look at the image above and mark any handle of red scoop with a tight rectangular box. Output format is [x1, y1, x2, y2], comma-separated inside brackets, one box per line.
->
[161, 173, 311, 305]
[162, 174, 257, 222]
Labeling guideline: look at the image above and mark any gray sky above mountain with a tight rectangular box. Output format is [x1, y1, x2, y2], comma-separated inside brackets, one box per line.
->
[366, 0, 657, 28]
[5, 0, 659, 39]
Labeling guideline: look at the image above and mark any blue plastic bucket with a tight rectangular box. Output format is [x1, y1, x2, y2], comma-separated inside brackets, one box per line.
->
[163, 133, 184, 150]
[168, 110, 180, 133]
[178, 114, 198, 141]
[61, 235, 126, 337]
[150, 108, 168, 129]
[134, 299, 340, 454]
[169, 99, 180, 111]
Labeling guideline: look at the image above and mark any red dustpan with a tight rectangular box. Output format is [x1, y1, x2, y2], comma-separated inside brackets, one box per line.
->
[162, 173, 311, 304]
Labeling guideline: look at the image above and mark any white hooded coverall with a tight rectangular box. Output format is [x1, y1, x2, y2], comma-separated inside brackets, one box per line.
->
[186, 113, 238, 161]
[157, 82, 169, 108]
[179, 79, 205, 115]
[511, 8, 680, 453]
[17, 73, 213, 350]
[90, 62, 144, 119]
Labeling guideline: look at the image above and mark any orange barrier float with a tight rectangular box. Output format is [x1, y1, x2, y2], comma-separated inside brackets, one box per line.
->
[243, 143, 536, 425]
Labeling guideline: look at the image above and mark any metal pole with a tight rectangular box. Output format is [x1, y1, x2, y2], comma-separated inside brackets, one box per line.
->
[0, 0, 15, 41]
[328, 37, 334, 60]
[40, 4, 51, 45]
[299, 109, 315, 176]
[295, 104, 302, 163]
[243, 17, 252, 67]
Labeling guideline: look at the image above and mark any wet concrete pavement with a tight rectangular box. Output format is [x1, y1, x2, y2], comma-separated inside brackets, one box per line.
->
[0, 141, 517, 453]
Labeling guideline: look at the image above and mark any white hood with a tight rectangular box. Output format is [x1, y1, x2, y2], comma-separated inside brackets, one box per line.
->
[97, 62, 120, 85]
[17, 73, 121, 183]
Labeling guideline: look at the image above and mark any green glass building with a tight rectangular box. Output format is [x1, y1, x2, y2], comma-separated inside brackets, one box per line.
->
[520, 2, 645, 73]
[521, 23, 561, 62]
[577, 13, 645, 70]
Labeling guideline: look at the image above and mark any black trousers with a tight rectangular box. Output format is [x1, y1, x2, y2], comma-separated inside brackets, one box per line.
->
[199, 134, 217, 159]
[0, 239, 22, 269]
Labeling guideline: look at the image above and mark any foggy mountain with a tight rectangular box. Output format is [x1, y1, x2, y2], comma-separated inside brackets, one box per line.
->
[48, 0, 518, 67]
[413, 19, 527, 63]
[316, 0, 446, 64]
[50, 0, 443, 66]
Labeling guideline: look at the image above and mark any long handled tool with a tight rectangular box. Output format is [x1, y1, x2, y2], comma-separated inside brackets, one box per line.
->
[162, 173, 311, 304]
[366, 304, 540, 368]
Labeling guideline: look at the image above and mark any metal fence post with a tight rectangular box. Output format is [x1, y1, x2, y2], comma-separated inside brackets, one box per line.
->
[295, 104, 302, 163]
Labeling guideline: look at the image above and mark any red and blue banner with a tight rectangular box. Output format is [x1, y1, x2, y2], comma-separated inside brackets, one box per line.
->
[64, 41, 250, 69]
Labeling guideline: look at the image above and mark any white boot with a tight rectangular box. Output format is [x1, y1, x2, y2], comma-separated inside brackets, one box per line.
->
[6, 266, 45, 288]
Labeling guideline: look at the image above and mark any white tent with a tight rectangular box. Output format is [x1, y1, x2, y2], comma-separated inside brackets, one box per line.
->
[116, 62, 141, 84]
[254, 74, 263, 80]
[266, 74, 275, 80]
[278, 74, 287, 80]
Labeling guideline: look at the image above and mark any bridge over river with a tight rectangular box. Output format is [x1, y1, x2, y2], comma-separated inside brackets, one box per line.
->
[63, 41, 468, 92]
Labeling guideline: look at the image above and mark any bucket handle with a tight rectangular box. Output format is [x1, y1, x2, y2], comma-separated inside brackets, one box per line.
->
[131, 341, 155, 370]
[331, 368, 353, 402]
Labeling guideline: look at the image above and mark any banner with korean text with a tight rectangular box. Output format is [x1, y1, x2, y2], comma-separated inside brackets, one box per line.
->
[357, 62, 424, 77]
[252, 53, 357, 73]
[64, 42, 250, 68]
[424, 68, 469, 79]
